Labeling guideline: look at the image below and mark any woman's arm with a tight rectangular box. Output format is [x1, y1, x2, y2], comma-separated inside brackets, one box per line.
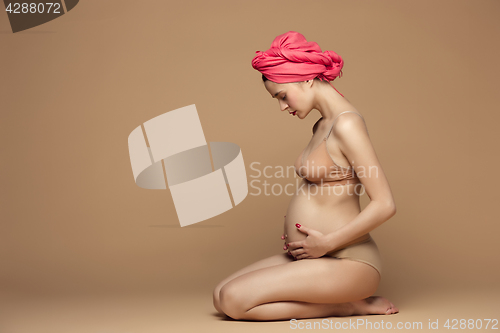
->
[325, 201, 396, 251]
[324, 114, 396, 251]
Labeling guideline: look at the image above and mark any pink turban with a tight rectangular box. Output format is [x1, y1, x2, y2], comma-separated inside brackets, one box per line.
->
[251, 31, 344, 84]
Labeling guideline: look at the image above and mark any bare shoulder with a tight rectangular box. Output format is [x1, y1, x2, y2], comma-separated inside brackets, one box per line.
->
[333, 112, 369, 137]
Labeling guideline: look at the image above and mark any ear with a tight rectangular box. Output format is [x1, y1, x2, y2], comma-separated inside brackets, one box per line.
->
[299, 79, 314, 91]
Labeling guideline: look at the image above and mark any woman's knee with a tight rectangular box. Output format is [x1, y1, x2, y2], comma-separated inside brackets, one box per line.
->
[219, 283, 247, 320]
[213, 278, 233, 315]
[213, 285, 224, 314]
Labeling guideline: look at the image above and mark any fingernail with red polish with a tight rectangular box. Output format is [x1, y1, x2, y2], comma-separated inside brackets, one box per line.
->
[295, 223, 301, 228]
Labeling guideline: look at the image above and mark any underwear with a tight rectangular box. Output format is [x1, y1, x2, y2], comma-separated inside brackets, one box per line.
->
[294, 111, 369, 187]
[324, 235, 382, 277]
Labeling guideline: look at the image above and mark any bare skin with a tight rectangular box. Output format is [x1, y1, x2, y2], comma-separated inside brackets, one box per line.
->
[213, 79, 398, 321]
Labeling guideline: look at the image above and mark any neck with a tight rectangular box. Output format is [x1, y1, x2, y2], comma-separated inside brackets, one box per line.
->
[312, 82, 352, 122]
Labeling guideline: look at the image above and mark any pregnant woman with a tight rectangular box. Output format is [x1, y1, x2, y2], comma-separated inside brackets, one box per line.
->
[213, 31, 399, 321]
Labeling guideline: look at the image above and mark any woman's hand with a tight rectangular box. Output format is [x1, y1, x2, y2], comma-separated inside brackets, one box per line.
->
[281, 215, 294, 258]
[281, 233, 293, 258]
[287, 224, 331, 259]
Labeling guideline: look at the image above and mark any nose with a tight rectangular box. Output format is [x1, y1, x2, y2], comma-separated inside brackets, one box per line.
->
[279, 100, 289, 112]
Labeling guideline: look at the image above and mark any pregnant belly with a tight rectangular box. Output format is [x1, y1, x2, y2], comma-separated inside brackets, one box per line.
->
[284, 182, 364, 246]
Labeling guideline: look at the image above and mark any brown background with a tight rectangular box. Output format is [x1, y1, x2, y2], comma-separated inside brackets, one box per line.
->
[1, 0, 499, 332]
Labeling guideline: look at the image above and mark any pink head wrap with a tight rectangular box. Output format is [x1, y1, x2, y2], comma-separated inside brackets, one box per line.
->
[251, 31, 344, 85]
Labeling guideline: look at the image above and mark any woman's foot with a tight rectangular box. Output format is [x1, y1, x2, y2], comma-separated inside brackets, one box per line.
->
[351, 296, 399, 315]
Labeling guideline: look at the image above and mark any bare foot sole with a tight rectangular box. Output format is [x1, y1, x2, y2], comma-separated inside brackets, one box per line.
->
[351, 296, 399, 315]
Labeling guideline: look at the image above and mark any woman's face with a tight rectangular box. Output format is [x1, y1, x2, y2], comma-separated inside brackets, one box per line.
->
[264, 80, 314, 119]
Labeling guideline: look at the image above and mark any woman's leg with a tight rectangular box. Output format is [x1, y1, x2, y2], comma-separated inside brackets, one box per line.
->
[219, 257, 395, 321]
[213, 252, 293, 314]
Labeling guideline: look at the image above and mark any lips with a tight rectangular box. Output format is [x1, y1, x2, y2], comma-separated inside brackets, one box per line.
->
[289, 111, 297, 116]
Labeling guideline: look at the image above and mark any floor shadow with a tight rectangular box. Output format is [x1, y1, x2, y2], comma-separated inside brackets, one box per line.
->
[148, 225, 224, 228]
